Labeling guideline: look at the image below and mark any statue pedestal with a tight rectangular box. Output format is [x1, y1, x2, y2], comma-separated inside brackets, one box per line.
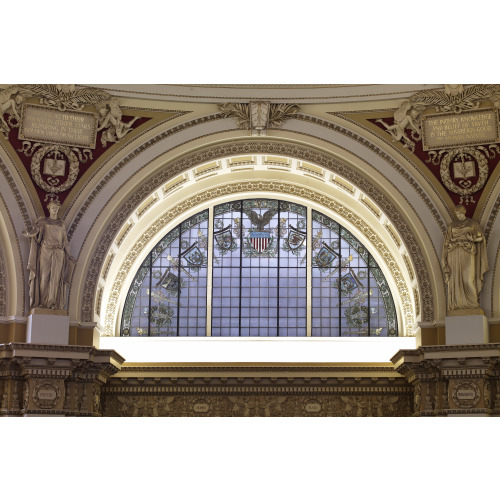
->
[445, 312, 488, 345]
[27, 309, 69, 345]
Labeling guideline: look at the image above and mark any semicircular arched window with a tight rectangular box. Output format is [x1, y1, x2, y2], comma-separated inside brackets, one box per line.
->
[121, 199, 398, 337]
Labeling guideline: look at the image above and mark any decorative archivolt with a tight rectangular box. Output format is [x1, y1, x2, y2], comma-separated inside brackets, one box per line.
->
[100, 180, 415, 338]
[79, 141, 436, 326]
[0, 245, 6, 316]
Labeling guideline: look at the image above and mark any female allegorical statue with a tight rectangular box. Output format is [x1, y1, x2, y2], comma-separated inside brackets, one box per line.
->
[441, 204, 488, 311]
[22, 200, 75, 310]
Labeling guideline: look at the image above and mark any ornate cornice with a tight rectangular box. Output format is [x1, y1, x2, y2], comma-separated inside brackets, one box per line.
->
[118, 365, 399, 373]
[391, 343, 500, 363]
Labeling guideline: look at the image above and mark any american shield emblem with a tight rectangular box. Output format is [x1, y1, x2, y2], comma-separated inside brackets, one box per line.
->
[287, 225, 306, 250]
[214, 226, 233, 251]
[250, 231, 271, 253]
[316, 243, 338, 268]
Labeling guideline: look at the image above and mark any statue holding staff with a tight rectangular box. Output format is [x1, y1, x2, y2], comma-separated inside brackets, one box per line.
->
[22, 200, 76, 311]
[441, 205, 488, 311]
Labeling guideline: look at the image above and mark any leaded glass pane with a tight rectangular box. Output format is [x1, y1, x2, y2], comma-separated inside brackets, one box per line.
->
[311, 210, 397, 337]
[122, 212, 208, 336]
[212, 199, 307, 337]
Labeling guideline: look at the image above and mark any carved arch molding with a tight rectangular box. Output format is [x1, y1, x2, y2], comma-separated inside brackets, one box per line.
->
[80, 141, 435, 324]
[0, 245, 6, 316]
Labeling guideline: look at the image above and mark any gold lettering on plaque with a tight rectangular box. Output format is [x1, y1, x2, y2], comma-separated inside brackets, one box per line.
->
[422, 108, 499, 151]
[19, 103, 98, 149]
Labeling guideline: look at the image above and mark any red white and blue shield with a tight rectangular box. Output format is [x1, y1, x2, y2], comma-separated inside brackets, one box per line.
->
[250, 231, 271, 253]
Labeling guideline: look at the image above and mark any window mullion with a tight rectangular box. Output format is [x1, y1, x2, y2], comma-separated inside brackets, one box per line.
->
[306, 207, 312, 337]
[206, 206, 214, 337]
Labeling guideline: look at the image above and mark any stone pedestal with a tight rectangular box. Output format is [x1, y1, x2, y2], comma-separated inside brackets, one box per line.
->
[445, 313, 488, 345]
[27, 309, 69, 345]
[0, 343, 124, 417]
[392, 344, 500, 417]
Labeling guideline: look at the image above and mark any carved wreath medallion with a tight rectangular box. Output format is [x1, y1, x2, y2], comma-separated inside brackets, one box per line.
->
[451, 380, 480, 409]
[29, 144, 81, 195]
[32, 382, 61, 409]
[438, 147, 489, 204]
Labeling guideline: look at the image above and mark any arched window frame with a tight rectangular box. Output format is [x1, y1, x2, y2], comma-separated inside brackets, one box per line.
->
[121, 199, 398, 337]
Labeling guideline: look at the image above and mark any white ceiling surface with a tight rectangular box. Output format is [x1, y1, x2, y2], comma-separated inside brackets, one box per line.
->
[99, 337, 417, 363]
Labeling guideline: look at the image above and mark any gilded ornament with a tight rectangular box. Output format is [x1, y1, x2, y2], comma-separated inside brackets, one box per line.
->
[483, 380, 491, 409]
[376, 100, 422, 152]
[377, 84, 500, 196]
[435, 147, 490, 205]
[1, 84, 142, 201]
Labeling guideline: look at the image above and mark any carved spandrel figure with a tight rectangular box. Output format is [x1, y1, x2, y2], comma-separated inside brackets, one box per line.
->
[441, 205, 488, 311]
[22, 200, 76, 311]
[96, 98, 140, 147]
[376, 100, 421, 152]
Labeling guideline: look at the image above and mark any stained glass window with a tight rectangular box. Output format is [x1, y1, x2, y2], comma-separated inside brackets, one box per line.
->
[122, 211, 209, 337]
[121, 200, 398, 337]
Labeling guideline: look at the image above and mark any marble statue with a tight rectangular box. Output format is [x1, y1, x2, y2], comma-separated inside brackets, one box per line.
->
[441, 205, 488, 311]
[23, 200, 75, 311]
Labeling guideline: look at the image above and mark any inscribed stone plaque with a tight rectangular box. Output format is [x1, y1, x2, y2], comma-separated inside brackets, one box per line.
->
[19, 103, 98, 148]
[451, 381, 480, 409]
[421, 108, 499, 151]
[33, 382, 61, 409]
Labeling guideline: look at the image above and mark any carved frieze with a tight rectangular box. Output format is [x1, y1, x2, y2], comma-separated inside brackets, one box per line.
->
[102, 393, 411, 417]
